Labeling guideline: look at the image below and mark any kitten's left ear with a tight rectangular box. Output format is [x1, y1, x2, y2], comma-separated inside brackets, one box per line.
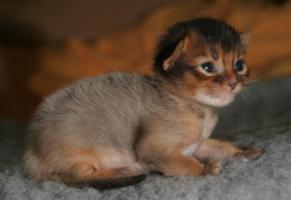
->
[240, 32, 251, 50]
[163, 38, 187, 71]
[163, 34, 197, 71]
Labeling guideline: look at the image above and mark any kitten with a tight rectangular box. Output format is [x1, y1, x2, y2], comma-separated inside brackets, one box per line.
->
[23, 17, 263, 189]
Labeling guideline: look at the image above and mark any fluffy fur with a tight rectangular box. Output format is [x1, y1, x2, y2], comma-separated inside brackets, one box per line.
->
[23, 17, 262, 189]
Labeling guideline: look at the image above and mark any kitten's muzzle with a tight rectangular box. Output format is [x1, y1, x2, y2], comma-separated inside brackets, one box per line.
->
[227, 79, 238, 90]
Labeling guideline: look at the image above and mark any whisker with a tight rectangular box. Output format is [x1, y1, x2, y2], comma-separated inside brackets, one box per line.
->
[238, 89, 252, 106]
[244, 79, 260, 85]
[239, 87, 263, 113]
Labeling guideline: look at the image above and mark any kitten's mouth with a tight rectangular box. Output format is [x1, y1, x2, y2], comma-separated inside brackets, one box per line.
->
[217, 92, 235, 104]
[214, 85, 241, 105]
[194, 86, 239, 107]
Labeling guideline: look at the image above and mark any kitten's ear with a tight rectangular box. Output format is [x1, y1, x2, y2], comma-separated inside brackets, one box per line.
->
[163, 34, 199, 71]
[240, 32, 251, 51]
[163, 39, 187, 71]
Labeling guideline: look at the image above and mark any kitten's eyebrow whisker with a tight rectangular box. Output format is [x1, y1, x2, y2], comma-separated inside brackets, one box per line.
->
[239, 89, 251, 106]
[240, 87, 262, 112]
[244, 79, 260, 85]
[210, 48, 218, 60]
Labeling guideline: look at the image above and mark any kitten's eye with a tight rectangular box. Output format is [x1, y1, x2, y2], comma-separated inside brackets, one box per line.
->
[199, 62, 217, 75]
[234, 59, 247, 74]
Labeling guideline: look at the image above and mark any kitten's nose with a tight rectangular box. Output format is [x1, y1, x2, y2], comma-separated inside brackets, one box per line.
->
[227, 79, 238, 90]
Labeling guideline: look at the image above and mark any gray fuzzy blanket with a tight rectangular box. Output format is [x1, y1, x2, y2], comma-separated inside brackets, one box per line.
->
[1, 77, 291, 200]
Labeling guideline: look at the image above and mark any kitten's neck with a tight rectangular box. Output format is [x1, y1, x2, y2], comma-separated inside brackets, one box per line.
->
[149, 74, 216, 111]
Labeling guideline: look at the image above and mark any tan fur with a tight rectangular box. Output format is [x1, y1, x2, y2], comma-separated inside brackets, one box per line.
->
[194, 139, 243, 160]
[59, 163, 129, 184]
[161, 154, 205, 176]
[24, 145, 143, 182]
[23, 20, 262, 188]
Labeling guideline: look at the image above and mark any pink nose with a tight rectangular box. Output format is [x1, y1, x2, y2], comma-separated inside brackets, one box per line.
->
[227, 80, 237, 90]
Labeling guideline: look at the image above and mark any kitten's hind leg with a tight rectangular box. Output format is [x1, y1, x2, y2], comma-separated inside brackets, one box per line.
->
[25, 147, 146, 189]
[194, 139, 263, 160]
[61, 162, 125, 182]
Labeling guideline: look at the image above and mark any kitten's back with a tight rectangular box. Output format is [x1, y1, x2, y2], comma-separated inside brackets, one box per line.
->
[30, 72, 159, 148]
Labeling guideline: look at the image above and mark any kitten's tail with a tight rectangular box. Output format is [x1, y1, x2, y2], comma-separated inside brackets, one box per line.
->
[61, 167, 147, 190]
[71, 174, 147, 190]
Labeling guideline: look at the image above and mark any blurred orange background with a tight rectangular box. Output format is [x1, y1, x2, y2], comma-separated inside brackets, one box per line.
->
[0, 0, 290, 119]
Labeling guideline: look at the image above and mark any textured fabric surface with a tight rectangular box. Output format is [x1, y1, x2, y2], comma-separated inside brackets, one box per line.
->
[1, 77, 291, 200]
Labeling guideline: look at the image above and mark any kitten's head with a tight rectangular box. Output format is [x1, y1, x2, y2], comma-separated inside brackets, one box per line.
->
[153, 17, 250, 107]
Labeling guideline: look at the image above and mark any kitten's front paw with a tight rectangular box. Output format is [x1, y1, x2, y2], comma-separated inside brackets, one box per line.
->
[236, 147, 264, 160]
[203, 160, 222, 176]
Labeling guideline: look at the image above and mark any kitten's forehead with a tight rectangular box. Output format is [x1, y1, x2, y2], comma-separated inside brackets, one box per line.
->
[186, 44, 240, 64]
[209, 47, 238, 62]
[210, 48, 219, 60]
[210, 48, 240, 74]
[185, 34, 242, 61]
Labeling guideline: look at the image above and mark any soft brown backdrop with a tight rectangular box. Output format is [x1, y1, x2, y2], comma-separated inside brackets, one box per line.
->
[0, 0, 290, 119]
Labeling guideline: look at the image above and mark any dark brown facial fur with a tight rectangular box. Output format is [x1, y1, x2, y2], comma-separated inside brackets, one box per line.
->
[153, 17, 250, 106]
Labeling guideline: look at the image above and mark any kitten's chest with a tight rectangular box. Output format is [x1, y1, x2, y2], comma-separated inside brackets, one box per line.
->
[201, 108, 218, 139]
[182, 107, 218, 156]
[186, 105, 218, 138]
